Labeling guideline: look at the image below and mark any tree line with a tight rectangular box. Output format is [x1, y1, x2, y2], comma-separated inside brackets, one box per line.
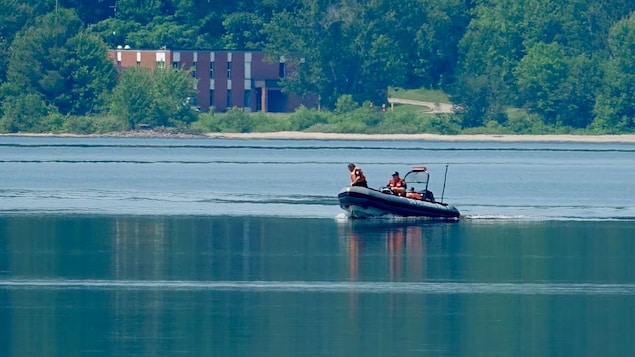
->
[1, 0, 635, 134]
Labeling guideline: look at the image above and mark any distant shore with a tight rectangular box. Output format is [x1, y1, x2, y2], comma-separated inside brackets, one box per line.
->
[3, 131, 635, 143]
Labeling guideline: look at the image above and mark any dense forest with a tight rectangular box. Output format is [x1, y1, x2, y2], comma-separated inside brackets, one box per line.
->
[1, 0, 635, 134]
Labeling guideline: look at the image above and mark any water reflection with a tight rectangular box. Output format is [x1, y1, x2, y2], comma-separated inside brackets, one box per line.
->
[338, 219, 456, 320]
[339, 219, 456, 282]
[3, 216, 635, 355]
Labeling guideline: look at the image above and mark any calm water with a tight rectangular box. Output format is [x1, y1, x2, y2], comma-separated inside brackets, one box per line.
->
[1, 136, 634, 356]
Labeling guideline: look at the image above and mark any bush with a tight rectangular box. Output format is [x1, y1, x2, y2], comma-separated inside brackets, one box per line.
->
[334, 94, 359, 114]
[0, 94, 55, 133]
[502, 109, 545, 134]
[219, 107, 253, 132]
[374, 111, 421, 133]
[326, 111, 369, 133]
[287, 106, 328, 130]
[424, 114, 462, 134]
[40, 113, 66, 132]
[93, 116, 128, 133]
[249, 112, 290, 132]
[192, 111, 222, 132]
[63, 116, 96, 134]
[193, 108, 294, 133]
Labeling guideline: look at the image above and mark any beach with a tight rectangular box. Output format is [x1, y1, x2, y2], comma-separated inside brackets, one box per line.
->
[3, 131, 635, 143]
[204, 131, 635, 143]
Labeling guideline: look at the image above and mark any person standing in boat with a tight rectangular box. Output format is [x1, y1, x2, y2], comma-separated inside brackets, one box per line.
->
[348, 163, 368, 188]
[388, 171, 407, 196]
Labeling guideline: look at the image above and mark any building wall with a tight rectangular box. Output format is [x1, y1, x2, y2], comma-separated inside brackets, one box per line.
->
[108, 49, 315, 113]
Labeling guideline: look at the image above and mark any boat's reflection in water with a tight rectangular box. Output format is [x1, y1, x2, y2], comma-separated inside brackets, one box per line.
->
[337, 217, 458, 282]
[336, 217, 458, 316]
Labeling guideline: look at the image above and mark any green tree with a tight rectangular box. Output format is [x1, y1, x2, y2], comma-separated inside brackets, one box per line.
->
[515, 42, 599, 129]
[593, 13, 635, 132]
[116, 0, 164, 24]
[0, 0, 38, 82]
[515, 42, 568, 125]
[110, 66, 196, 129]
[109, 67, 154, 129]
[222, 12, 266, 50]
[411, 0, 471, 88]
[452, 0, 525, 127]
[557, 54, 600, 128]
[89, 17, 142, 48]
[4, 8, 116, 116]
[0, 93, 57, 132]
[452, 75, 503, 129]
[264, 0, 415, 108]
[126, 15, 198, 49]
[60, 0, 116, 24]
[170, 0, 257, 49]
[521, 0, 635, 57]
[453, 0, 635, 129]
[150, 66, 197, 127]
[65, 31, 117, 114]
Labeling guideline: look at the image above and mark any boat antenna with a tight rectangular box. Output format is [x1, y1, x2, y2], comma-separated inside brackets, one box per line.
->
[440, 164, 449, 203]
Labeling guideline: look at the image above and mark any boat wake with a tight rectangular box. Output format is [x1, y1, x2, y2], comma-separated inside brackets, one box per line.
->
[1, 188, 633, 221]
[461, 213, 635, 222]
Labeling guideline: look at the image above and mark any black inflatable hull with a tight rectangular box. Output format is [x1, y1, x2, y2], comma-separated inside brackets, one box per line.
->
[338, 186, 460, 219]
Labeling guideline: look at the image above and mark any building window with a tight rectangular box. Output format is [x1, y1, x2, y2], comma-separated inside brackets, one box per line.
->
[172, 61, 180, 69]
[209, 89, 214, 108]
[244, 90, 251, 108]
[227, 89, 232, 108]
[156, 61, 165, 69]
[136, 61, 140, 67]
[117, 60, 121, 66]
[192, 61, 198, 78]
[210, 62, 215, 78]
[279, 62, 286, 78]
[227, 62, 232, 78]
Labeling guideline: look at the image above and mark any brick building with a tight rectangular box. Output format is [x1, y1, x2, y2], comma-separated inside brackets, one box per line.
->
[108, 48, 314, 113]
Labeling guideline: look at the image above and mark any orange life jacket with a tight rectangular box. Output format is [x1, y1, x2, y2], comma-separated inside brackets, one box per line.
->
[388, 178, 405, 188]
[351, 167, 367, 184]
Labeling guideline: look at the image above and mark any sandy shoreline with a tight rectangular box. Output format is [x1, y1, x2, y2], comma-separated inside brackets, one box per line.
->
[2, 131, 635, 143]
[204, 132, 635, 143]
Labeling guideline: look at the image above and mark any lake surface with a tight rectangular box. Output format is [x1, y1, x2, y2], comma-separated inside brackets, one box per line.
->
[1, 136, 634, 356]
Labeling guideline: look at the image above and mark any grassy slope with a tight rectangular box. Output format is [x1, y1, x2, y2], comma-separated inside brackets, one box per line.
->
[388, 87, 450, 103]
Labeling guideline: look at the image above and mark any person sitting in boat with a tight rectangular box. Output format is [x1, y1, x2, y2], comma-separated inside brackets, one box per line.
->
[387, 171, 407, 196]
[348, 163, 368, 188]
[406, 187, 422, 200]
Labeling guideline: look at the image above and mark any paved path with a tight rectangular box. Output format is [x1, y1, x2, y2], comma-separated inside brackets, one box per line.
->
[387, 98, 454, 113]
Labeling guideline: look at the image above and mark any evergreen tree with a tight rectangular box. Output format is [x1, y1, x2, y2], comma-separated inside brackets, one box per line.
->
[4, 8, 116, 116]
